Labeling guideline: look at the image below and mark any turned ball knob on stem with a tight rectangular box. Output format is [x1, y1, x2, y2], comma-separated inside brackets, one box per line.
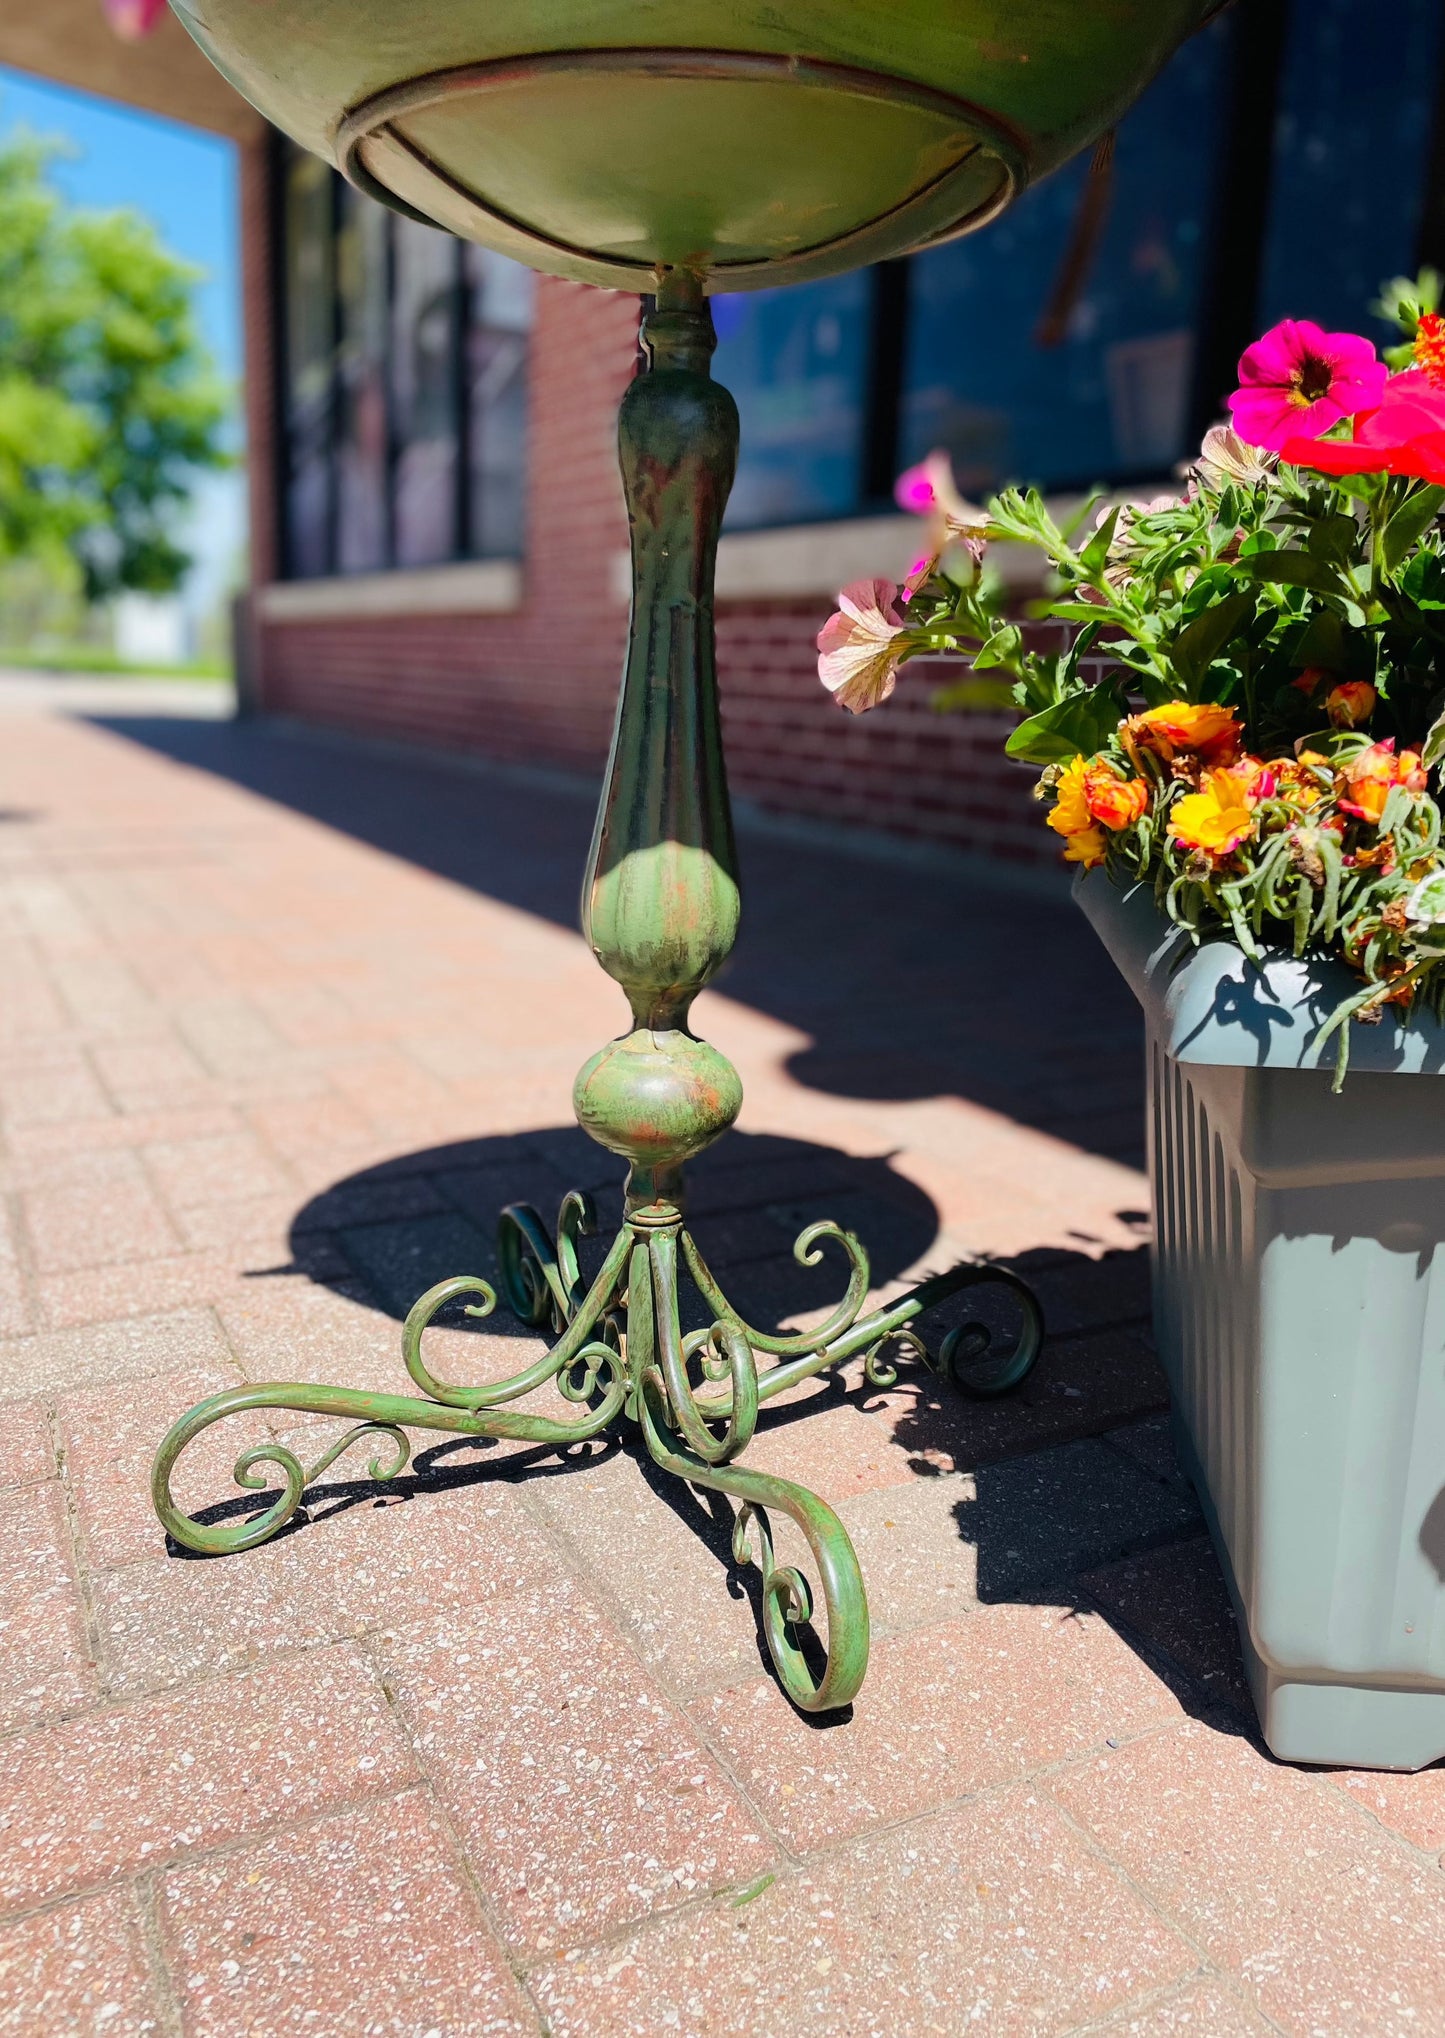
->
[573, 276, 744, 1212]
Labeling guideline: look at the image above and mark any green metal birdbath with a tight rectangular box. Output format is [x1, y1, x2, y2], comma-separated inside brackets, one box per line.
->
[153, 0, 1216, 1709]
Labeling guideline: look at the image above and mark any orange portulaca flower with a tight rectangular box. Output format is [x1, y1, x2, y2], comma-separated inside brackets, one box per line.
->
[1337, 740, 1429, 825]
[1047, 757, 1150, 866]
[1169, 759, 1272, 860]
[1324, 681, 1377, 729]
[817, 579, 912, 714]
[1086, 770, 1150, 832]
[1270, 756, 1324, 808]
[1126, 700, 1243, 764]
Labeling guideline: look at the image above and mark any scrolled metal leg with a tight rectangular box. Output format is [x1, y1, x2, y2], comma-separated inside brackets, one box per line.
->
[148, 279, 1046, 1714]
[635, 1329, 869, 1713]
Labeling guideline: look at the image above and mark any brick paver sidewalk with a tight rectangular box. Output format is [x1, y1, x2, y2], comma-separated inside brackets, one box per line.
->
[0, 690, 1442, 2034]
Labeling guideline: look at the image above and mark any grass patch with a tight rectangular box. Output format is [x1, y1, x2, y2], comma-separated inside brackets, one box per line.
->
[0, 647, 230, 680]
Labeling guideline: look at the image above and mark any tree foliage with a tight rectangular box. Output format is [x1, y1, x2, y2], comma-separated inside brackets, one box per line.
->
[0, 130, 230, 601]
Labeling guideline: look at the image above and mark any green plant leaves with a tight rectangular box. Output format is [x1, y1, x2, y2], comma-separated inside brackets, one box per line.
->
[1382, 485, 1445, 570]
[1168, 588, 1254, 689]
[1004, 682, 1125, 764]
[1233, 550, 1349, 596]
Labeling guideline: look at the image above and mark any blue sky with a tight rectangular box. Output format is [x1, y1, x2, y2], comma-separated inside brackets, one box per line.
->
[0, 64, 244, 616]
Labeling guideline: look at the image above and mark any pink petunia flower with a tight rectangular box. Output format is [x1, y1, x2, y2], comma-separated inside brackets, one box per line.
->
[895, 451, 965, 520]
[102, 0, 168, 36]
[1280, 369, 1445, 484]
[893, 450, 989, 588]
[817, 579, 912, 715]
[1228, 320, 1387, 452]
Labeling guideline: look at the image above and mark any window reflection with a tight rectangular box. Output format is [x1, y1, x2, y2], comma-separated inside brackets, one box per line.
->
[283, 150, 335, 578]
[713, 274, 872, 528]
[391, 218, 460, 569]
[1258, 0, 1443, 339]
[465, 247, 533, 558]
[335, 185, 389, 574]
[898, 20, 1231, 494]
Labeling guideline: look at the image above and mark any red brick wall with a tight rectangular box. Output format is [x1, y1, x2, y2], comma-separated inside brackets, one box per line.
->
[247, 187, 1048, 870]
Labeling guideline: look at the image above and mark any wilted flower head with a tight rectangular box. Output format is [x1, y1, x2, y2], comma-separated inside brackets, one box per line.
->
[1337, 739, 1429, 824]
[1228, 319, 1387, 452]
[817, 579, 912, 715]
[1193, 424, 1277, 492]
[1324, 681, 1377, 730]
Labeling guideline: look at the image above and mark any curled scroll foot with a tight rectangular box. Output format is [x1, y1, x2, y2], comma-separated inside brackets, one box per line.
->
[150, 1190, 1043, 1711]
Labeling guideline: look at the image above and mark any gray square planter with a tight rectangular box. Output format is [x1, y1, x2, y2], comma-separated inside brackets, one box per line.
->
[1077, 869, 1445, 1769]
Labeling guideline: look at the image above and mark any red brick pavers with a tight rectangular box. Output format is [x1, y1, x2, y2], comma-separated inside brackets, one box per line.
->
[0, 689, 1441, 2033]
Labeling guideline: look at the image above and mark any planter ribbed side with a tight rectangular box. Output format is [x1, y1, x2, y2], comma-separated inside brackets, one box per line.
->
[1077, 870, 1445, 1769]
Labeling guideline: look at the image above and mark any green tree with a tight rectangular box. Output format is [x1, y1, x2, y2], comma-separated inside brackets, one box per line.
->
[0, 129, 230, 602]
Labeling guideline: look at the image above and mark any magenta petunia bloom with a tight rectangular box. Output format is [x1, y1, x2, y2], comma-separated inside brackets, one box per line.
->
[101, 0, 168, 39]
[1227, 320, 1387, 451]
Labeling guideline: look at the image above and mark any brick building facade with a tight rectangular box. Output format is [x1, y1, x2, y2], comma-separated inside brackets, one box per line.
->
[238, 159, 1046, 871]
[231, 0, 1444, 876]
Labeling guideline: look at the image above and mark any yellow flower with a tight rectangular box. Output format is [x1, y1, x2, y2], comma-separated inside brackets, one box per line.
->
[1169, 764, 1260, 859]
[1047, 756, 1094, 838]
[1061, 826, 1107, 868]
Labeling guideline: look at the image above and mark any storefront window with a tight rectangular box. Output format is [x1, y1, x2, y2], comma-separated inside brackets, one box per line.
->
[282, 149, 335, 579]
[1257, 0, 1443, 340]
[898, 19, 1232, 495]
[713, 273, 873, 528]
[465, 246, 533, 559]
[279, 0, 1444, 565]
[334, 184, 389, 574]
[391, 218, 460, 569]
[278, 144, 533, 580]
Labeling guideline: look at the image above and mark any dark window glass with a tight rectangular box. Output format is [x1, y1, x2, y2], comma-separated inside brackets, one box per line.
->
[391, 217, 460, 569]
[1257, 0, 1443, 339]
[712, 273, 872, 528]
[334, 184, 390, 574]
[282, 149, 335, 578]
[464, 246, 533, 558]
[898, 19, 1231, 495]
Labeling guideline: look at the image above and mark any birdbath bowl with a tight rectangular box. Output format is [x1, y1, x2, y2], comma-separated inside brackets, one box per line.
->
[152, 0, 1218, 1710]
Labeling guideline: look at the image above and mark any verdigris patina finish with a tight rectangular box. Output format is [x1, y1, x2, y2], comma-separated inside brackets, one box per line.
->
[169, 1, 1220, 290]
[153, 279, 1041, 1711]
[151, 0, 1221, 1708]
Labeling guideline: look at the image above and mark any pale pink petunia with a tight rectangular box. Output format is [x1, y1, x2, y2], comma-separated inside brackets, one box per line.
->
[1193, 423, 1277, 492]
[817, 578, 911, 715]
[1227, 319, 1386, 451]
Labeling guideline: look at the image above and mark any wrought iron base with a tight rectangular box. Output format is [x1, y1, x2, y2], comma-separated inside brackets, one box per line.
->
[153, 1189, 1041, 1712]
